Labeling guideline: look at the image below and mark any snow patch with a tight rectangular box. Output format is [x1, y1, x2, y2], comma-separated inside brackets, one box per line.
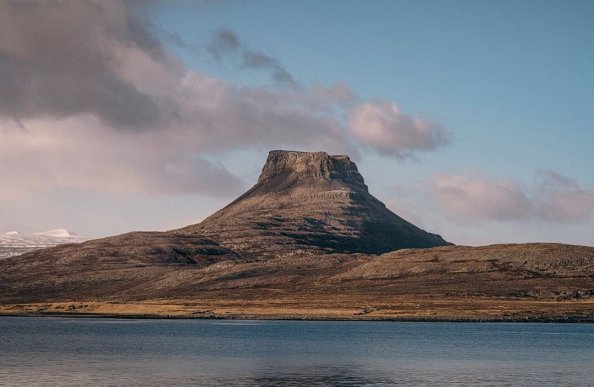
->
[35, 228, 78, 238]
[0, 229, 87, 259]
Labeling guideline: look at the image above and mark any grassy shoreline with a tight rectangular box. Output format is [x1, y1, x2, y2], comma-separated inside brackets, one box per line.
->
[2, 313, 592, 323]
[2, 298, 593, 323]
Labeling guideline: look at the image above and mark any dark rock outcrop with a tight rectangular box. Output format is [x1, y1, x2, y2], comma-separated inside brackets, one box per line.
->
[178, 150, 449, 258]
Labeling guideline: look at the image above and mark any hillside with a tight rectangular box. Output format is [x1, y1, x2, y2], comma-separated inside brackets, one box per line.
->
[1, 242, 593, 321]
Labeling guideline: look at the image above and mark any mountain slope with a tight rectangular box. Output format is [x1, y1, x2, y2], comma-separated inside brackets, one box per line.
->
[179, 150, 449, 258]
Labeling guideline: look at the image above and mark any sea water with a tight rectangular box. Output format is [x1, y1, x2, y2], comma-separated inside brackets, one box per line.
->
[1, 317, 593, 386]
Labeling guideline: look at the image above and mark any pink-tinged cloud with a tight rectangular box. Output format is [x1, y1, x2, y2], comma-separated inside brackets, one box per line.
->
[347, 101, 450, 158]
[433, 171, 594, 225]
[433, 173, 533, 224]
[0, 117, 244, 199]
[537, 170, 594, 223]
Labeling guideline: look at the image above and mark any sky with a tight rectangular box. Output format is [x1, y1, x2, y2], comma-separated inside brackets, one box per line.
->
[1, 0, 593, 246]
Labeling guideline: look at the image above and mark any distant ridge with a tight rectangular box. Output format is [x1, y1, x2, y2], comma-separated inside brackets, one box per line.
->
[178, 150, 450, 258]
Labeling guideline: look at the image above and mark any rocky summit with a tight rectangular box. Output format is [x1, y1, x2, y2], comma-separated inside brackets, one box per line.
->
[178, 150, 449, 258]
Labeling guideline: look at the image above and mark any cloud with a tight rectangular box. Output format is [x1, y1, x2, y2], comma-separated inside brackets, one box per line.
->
[0, 116, 244, 199]
[241, 51, 295, 84]
[433, 173, 532, 224]
[172, 73, 359, 155]
[433, 171, 594, 225]
[0, 0, 179, 129]
[207, 28, 297, 85]
[0, 1, 450, 201]
[537, 170, 594, 223]
[207, 28, 241, 62]
[347, 101, 450, 159]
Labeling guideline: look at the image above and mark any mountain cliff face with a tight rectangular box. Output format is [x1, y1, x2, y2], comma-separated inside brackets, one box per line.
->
[178, 150, 449, 258]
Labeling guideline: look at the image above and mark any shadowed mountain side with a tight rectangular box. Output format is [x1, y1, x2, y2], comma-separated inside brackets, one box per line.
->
[178, 150, 449, 258]
[0, 232, 241, 303]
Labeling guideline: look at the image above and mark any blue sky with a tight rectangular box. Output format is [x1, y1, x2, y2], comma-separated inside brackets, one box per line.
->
[158, 0, 594, 179]
[1, 1, 593, 245]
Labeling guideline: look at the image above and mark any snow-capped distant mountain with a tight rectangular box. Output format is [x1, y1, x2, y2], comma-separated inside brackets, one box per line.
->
[0, 229, 87, 259]
[35, 228, 79, 238]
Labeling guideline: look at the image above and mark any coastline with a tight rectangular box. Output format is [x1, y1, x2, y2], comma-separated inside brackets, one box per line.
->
[2, 297, 593, 323]
[1, 313, 592, 323]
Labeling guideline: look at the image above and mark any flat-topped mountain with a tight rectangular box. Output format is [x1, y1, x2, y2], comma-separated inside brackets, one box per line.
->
[1, 150, 592, 321]
[179, 150, 449, 258]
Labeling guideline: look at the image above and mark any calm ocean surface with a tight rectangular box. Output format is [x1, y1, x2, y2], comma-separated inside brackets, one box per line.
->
[1, 317, 593, 386]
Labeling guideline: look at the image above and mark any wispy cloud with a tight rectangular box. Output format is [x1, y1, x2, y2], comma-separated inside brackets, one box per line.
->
[433, 170, 594, 225]
[207, 28, 241, 62]
[207, 28, 296, 85]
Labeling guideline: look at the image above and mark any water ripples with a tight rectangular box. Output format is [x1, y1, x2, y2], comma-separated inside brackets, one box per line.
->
[1, 318, 593, 386]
